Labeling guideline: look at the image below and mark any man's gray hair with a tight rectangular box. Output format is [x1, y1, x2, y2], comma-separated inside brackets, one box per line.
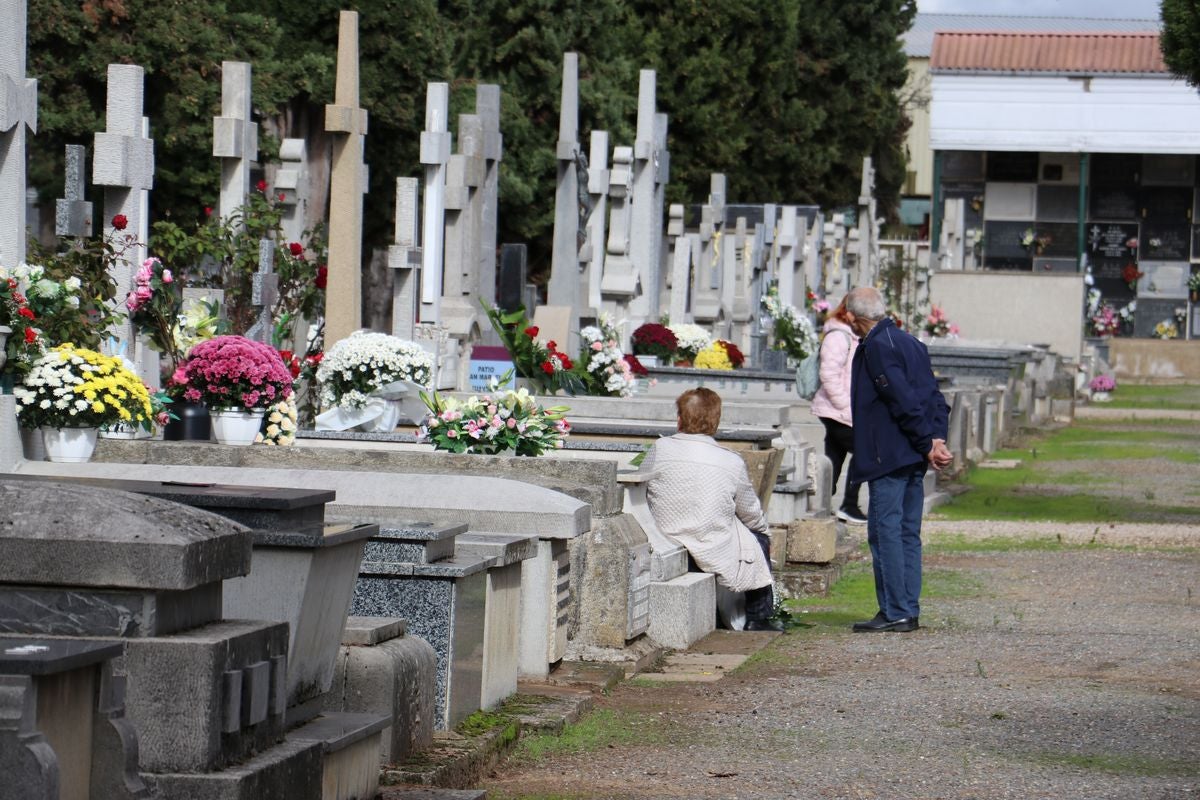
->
[846, 287, 886, 321]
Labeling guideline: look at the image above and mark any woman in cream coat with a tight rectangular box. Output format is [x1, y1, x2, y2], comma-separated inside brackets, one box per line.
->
[639, 388, 781, 631]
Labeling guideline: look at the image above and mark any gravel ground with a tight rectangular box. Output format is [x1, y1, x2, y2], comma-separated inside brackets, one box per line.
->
[483, 524, 1200, 799]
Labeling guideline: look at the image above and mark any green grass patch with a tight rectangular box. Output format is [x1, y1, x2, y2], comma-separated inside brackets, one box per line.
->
[926, 533, 1105, 553]
[509, 709, 667, 764]
[781, 561, 980, 627]
[1029, 750, 1200, 778]
[1099, 384, 1200, 411]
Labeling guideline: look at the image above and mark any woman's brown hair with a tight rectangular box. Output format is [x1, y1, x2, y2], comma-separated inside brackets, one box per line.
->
[676, 388, 722, 435]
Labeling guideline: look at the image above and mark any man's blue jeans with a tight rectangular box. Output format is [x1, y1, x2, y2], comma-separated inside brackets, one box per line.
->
[867, 462, 926, 621]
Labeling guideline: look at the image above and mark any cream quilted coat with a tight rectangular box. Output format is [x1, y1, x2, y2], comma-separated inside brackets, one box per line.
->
[640, 433, 773, 592]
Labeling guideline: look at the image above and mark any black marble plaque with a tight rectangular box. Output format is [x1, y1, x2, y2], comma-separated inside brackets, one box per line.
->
[987, 151, 1038, 182]
[498, 243, 527, 313]
[984, 220, 1033, 259]
[1141, 222, 1190, 260]
[1090, 187, 1137, 221]
[984, 255, 1032, 271]
[1037, 185, 1079, 222]
[942, 150, 985, 181]
[1035, 222, 1079, 258]
[1090, 153, 1140, 187]
[1133, 298, 1187, 338]
[1139, 186, 1192, 223]
[1093, 274, 1137, 301]
[1032, 257, 1078, 273]
[1086, 222, 1138, 260]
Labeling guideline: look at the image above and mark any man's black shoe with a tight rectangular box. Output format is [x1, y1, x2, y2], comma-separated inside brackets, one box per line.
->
[745, 618, 786, 632]
[852, 615, 919, 632]
[836, 506, 868, 525]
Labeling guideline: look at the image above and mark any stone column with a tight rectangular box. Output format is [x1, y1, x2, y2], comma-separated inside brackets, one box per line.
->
[419, 83, 450, 324]
[0, 0, 37, 270]
[666, 204, 690, 324]
[475, 84, 502, 306]
[55, 145, 92, 239]
[600, 145, 635, 322]
[323, 10, 370, 347]
[776, 206, 800, 308]
[212, 61, 258, 230]
[627, 70, 661, 330]
[389, 177, 422, 340]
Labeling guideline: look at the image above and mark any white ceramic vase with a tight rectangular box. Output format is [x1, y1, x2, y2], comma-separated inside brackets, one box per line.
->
[636, 354, 660, 368]
[41, 427, 99, 463]
[210, 408, 266, 446]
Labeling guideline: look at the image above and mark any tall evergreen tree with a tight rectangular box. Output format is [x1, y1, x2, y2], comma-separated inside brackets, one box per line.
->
[1161, 0, 1200, 87]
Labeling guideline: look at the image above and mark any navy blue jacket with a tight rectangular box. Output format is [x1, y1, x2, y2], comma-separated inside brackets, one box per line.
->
[849, 318, 950, 483]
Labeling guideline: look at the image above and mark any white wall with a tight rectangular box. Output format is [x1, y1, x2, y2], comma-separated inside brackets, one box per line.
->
[929, 270, 1085, 360]
[931, 74, 1200, 154]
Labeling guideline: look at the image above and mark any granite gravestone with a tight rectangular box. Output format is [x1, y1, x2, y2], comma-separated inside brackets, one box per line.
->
[211, 61, 258, 229]
[0, 0, 37, 271]
[55, 144, 92, 239]
[389, 177, 423, 340]
[475, 84, 502, 307]
[547, 52, 583, 350]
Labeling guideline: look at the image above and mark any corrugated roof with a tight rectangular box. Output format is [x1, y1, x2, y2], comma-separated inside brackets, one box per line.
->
[905, 13, 1159, 57]
[930, 32, 1168, 75]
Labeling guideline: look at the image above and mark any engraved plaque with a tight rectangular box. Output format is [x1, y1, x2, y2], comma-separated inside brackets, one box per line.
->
[1090, 187, 1137, 221]
[1141, 154, 1195, 186]
[1037, 185, 1079, 223]
[1140, 223, 1189, 261]
[942, 150, 985, 181]
[987, 151, 1038, 182]
[984, 220, 1033, 258]
[1090, 153, 1140, 187]
[1086, 222, 1138, 260]
[1139, 186, 1192, 223]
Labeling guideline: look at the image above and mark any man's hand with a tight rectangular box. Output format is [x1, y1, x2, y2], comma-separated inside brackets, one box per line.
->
[927, 438, 953, 471]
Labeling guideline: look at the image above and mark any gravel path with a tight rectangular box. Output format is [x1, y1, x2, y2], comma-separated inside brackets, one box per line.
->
[484, 530, 1200, 799]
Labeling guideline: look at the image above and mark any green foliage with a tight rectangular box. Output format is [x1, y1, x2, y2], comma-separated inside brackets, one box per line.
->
[510, 709, 665, 764]
[1162, 0, 1200, 87]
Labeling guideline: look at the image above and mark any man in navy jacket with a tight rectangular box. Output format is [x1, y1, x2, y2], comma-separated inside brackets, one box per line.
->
[846, 287, 952, 632]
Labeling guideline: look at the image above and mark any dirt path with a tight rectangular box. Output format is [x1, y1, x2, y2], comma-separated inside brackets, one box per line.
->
[483, 540, 1200, 799]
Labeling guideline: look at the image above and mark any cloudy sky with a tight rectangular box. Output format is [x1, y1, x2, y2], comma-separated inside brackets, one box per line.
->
[918, 0, 1160, 19]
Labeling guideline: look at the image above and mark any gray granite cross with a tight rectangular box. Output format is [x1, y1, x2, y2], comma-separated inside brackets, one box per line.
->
[212, 61, 258, 228]
[0, 0, 39, 269]
[55, 144, 93, 238]
[245, 238, 278, 345]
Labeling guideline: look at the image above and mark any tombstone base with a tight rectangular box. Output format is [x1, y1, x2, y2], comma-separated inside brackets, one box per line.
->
[144, 735, 323, 800]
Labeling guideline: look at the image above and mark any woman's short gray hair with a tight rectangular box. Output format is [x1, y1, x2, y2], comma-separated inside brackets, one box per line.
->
[846, 287, 886, 321]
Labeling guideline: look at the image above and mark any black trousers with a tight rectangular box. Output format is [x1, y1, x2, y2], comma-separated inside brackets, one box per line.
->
[687, 531, 775, 622]
[820, 417, 863, 511]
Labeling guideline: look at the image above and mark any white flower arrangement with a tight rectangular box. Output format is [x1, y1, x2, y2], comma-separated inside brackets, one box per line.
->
[668, 323, 713, 361]
[761, 286, 818, 361]
[255, 396, 298, 446]
[317, 330, 433, 410]
[579, 313, 635, 397]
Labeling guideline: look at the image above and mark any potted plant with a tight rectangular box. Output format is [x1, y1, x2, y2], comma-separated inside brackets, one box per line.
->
[1088, 374, 1116, 402]
[417, 378, 571, 456]
[694, 340, 738, 371]
[172, 335, 294, 445]
[667, 323, 712, 366]
[1188, 272, 1200, 303]
[314, 330, 433, 431]
[630, 322, 678, 367]
[13, 345, 154, 462]
[761, 285, 818, 365]
[923, 305, 960, 339]
[576, 315, 636, 397]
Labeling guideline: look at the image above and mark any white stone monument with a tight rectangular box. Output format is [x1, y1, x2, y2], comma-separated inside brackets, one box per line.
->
[582, 130, 609, 315]
[212, 61, 258, 229]
[666, 203, 691, 324]
[441, 113, 486, 386]
[626, 70, 663, 330]
[600, 145, 635, 321]
[389, 177, 422, 340]
[0, 0, 37, 270]
[418, 82, 450, 326]
[475, 84, 502, 307]
[275, 138, 309, 245]
[547, 52, 582, 352]
[55, 144, 92, 239]
[323, 10, 369, 347]
[245, 239, 278, 344]
[692, 174, 726, 325]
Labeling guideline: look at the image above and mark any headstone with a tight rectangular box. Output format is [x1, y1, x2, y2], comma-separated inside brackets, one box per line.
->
[854, 157, 879, 288]
[692, 174, 726, 324]
[0, 0, 37, 270]
[666, 203, 691, 324]
[93, 63, 154, 351]
[211, 61, 258, 228]
[323, 10, 370, 347]
[497, 243, 527, 313]
[245, 238, 278, 344]
[627, 70, 663, 329]
[776, 206, 800, 306]
[475, 84, 502, 307]
[583, 131, 610, 314]
[600, 145, 636, 320]
[389, 177, 423, 340]
[419, 82, 451, 325]
[547, 53, 582, 352]
[441, 114, 485, 338]
[54, 144, 92, 238]
[276, 138, 309, 244]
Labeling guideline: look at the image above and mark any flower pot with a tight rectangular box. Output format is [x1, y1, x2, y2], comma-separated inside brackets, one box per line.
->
[636, 354, 660, 368]
[210, 408, 266, 446]
[41, 427, 99, 463]
[163, 401, 212, 441]
[1091, 391, 1111, 403]
[1190, 290, 1199, 304]
[0, 325, 9, 374]
[673, 359, 693, 368]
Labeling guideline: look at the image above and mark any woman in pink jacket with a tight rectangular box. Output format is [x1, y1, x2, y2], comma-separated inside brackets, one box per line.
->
[810, 297, 865, 524]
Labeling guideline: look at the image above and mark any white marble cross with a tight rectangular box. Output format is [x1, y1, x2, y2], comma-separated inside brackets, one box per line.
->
[93, 63, 155, 351]
[212, 61, 258, 229]
[419, 82, 450, 321]
[627, 70, 661, 329]
[776, 206, 800, 308]
[548, 52, 582, 351]
[0, 0, 38, 269]
[275, 138, 309, 245]
[441, 113, 485, 352]
[582, 130, 609, 314]
[691, 173, 725, 324]
[601, 144, 635, 322]
[389, 177, 422, 340]
[245, 238, 278, 344]
[667, 203, 691, 325]
[55, 144, 92, 238]
[323, 10, 369, 347]
[475, 84, 502, 307]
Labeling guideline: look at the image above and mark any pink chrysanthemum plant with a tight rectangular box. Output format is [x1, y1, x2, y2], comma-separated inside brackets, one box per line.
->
[172, 335, 294, 411]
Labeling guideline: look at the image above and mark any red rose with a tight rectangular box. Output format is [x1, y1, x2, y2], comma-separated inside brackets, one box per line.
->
[289, 242, 304, 257]
[17, 307, 34, 320]
[541, 361, 555, 375]
[24, 328, 36, 344]
[256, 180, 267, 192]
[278, 193, 286, 202]
[547, 340, 557, 350]
[111, 214, 128, 230]
[204, 206, 213, 217]
[524, 326, 539, 338]
[315, 265, 328, 289]
[305, 352, 324, 367]
[624, 354, 648, 376]
[6, 278, 16, 289]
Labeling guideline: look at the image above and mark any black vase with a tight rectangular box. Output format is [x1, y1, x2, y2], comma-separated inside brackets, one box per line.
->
[163, 401, 211, 441]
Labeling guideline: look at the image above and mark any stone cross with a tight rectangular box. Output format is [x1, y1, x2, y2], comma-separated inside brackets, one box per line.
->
[389, 177, 422, 340]
[582, 130, 609, 314]
[600, 145, 635, 322]
[0, 0, 38, 269]
[55, 144, 92, 238]
[718, 216, 748, 341]
[626, 70, 662, 329]
[212, 61, 258, 229]
[323, 10, 369, 347]
[93, 63, 155, 351]
[667, 203, 691, 324]
[475, 84, 502, 306]
[419, 82, 450, 323]
[245, 238, 278, 344]
[854, 156, 880, 288]
[441, 114, 484, 332]
[547, 53, 582, 350]
[275, 138, 309, 245]
[776, 206, 800, 308]
[802, 212, 824, 296]
[691, 173, 726, 324]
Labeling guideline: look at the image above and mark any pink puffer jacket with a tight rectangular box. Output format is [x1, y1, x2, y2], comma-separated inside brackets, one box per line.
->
[809, 318, 857, 427]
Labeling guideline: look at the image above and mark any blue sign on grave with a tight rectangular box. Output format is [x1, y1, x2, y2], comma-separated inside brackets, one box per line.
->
[469, 345, 515, 391]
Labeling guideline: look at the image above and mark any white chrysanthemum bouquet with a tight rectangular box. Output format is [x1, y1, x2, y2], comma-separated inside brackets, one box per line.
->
[316, 330, 432, 411]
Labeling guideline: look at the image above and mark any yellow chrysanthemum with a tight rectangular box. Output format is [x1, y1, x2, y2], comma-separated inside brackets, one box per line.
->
[694, 342, 734, 371]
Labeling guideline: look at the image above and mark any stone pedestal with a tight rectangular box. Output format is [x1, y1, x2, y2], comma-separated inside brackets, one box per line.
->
[518, 538, 570, 679]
